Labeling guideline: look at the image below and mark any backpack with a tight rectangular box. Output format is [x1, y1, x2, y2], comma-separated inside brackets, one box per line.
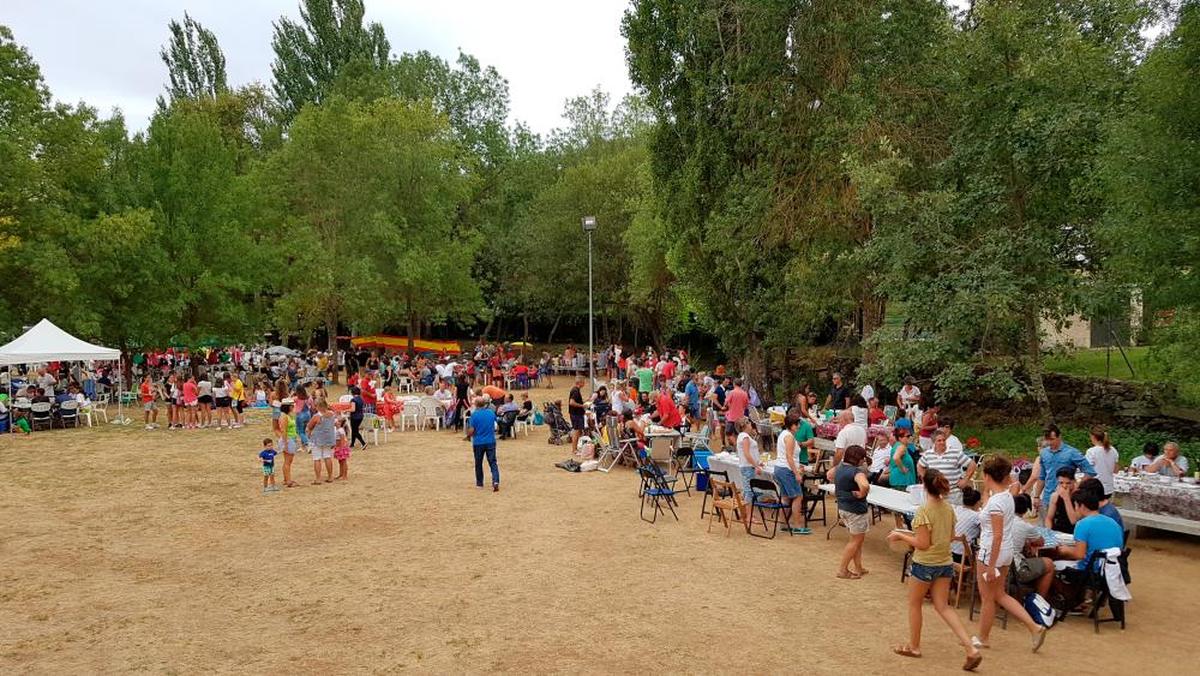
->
[1023, 592, 1056, 628]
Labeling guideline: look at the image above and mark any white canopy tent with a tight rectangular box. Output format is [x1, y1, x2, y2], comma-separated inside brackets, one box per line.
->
[0, 319, 127, 428]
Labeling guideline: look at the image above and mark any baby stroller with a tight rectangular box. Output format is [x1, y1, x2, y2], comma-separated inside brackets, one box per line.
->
[543, 401, 572, 445]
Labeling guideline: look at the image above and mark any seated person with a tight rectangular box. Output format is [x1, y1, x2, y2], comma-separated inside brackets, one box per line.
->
[55, 389, 74, 405]
[496, 395, 520, 439]
[950, 487, 982, 564]
[1011, 493, 1056, 599]
[1043, 467, 1078, 533]
[1145, 441, 1189, 478]
[1053, 488, 1125, 595]
[867, 397, 887, 425]
[516, 393, 533, 421]
[1129, 441, 1158, 471]
[1078, 477, 1125, 537]
[867, 438, 891, 485]
[31, 388, 50, 404]
[893, 408, 914, 435]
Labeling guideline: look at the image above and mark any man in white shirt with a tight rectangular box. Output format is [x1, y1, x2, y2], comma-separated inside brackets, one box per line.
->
[826, 409, 867, 480]
[940, 416, 965, 455]
[1147, 441, 1190, 477]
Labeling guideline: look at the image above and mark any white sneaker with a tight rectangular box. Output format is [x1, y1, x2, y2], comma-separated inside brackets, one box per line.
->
[145, 424, 153, 430]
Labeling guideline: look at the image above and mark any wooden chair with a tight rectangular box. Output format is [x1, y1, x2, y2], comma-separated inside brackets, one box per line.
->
[707, 477, 747, 537]
[952, 535, 975, 608]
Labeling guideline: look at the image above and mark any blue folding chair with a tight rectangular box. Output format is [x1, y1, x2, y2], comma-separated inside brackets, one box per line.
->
[747, 477, 791, 539]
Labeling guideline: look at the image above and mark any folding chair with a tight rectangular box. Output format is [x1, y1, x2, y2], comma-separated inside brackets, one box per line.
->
[1070, 549, 1130, 632]
[636, 447, 680, 500]
[707, 476, 746, 536]
[951, 536, 976, 608]
[682, 414, 713, 451]
[58, 401, 80, 428]
[700, 469, 730, 519]
[598, 418, 635, 472]
[801, 478, 828, 527]
[747, 477, 791, 539]
[30, 402, 52, 431]
[671, 446, 698, 495]
[637, 463, 679, 523]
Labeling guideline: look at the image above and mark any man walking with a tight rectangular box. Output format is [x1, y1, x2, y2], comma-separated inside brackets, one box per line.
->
[464, 396, 500, 492]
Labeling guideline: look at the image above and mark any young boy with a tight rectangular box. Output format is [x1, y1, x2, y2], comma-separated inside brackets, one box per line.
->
[259, 438, 279, 494]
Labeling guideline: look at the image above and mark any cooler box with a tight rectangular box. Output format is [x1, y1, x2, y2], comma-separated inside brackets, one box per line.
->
[693, 450, 713, 492]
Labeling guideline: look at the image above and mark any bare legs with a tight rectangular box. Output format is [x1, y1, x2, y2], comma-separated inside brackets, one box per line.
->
[976, 565, 1045, 647]
[838, 533, 866, 577]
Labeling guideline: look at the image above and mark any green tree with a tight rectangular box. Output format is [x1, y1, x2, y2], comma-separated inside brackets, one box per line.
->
[263, 96, 479, 354]
[270, 0, 390, 124]
[159, 13, 228, 104]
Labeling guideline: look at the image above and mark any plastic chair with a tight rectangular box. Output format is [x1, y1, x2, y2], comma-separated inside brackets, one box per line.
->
[419, 398, 443, 430]
[84, 394, 110, 426]
[513, 415, 530, 437]
[364, 413, 387, 445]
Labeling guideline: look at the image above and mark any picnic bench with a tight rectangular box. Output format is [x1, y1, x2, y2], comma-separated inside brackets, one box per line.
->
[1118, 508, 1200, 538]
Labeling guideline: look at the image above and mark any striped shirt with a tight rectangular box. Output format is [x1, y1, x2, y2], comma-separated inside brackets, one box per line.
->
[919, 446, 971, 504]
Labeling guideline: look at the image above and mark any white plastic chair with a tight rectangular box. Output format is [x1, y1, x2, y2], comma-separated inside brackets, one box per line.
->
[513, 416, 530, 437]
[82, 395, 108, 426]
[364, 413, 388, 445]
[398, 400, 420, 431]
[397, 377, 414, 394]
[419, 397, 443, 430]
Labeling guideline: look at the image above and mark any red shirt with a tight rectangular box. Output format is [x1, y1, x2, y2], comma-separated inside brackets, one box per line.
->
[662, 361, 677, 379]
[657, 391, 682, 428]
[725, 387, 749, 422]
[868, 408, 887, 425]
[140, 381, 153, 403]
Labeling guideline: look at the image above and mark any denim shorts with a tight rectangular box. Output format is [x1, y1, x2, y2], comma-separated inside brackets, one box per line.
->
[910, 562, 955, 583]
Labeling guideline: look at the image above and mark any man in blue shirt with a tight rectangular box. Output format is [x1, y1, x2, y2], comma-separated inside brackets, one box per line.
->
[464, 396, 500, 491]
[1024, 423, 1095, 510]
[1055, 488, 1123, 570]
[684, 374, 701, 426]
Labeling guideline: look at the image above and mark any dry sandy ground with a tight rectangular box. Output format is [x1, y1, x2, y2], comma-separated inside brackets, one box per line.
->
[2, 384, 1199, 674]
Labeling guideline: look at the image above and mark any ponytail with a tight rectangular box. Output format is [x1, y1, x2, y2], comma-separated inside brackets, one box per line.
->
[1090, 424, 1111, 450]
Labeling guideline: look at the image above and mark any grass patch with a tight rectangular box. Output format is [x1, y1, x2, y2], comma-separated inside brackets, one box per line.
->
[1043, 346, 1156, 381]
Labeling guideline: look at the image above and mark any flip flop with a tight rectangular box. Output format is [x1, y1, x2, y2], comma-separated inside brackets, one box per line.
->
[963, 652, 982, 671]
[893, 646, 922, 658]
[836, 571, 861, 580]
[855, 569, 870, 576]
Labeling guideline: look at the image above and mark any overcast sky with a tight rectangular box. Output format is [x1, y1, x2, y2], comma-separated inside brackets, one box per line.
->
[2, 0, 634, 136]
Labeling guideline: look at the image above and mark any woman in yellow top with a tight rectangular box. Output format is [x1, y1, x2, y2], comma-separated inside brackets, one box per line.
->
[887, 469, 982, 671]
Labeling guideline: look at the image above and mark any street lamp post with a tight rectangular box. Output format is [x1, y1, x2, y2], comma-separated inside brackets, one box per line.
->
[582, 216, 597, 391]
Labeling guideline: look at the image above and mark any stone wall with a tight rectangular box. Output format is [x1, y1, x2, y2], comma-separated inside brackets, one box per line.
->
[1043, 373, 1200, 437]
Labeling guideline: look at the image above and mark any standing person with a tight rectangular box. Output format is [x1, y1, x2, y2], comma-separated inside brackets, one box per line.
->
[824, 371, 852, 411]
[973, 455, 1048, 652]
[182, 374, 198, 429]
[212, 375, 232, 429]
[835, 445, 871, 579]
[771, 415, 814, 534]
[276, 401, 298, 488]
[918, 404, 939, 452]
[230, 372, 247, 428]
[635, 360, 654, 395]
[196, 372, 213, 428]
[293, 385, 312, 452]
[259, 438, 279, 494]
[464, 396, 500, 491]
[166, 373, 181, 429]
[348, 386, 367, 451]
[734, 417, 763, 528]
[305, 399, 335, 484]
[826, 409, 867, 480]
[1023, 423, 1095, 512]
[723, 378, 750, 446]
[888, 469, 982, 671]
[568, 377, 587, 453]
[140, 374, 158, 430]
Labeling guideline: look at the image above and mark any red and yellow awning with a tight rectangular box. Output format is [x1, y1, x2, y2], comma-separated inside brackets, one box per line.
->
[349, 335, 461, 354]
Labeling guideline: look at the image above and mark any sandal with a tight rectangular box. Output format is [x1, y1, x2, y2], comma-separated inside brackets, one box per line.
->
[963, 652, 982, 671]
[835, 571, 861, 580]
[893, 645, 921, 658]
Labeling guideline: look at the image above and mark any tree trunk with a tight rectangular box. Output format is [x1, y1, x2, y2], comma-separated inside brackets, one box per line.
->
[481, 311, 495, 342]
[738, 333, 766, 402]
[522, 311, 530, 341]
[546, 310, 563, 345]
[407, 311, 417, 356]
[1024, 305, 1051, 418]
[326, 312, 339, 384]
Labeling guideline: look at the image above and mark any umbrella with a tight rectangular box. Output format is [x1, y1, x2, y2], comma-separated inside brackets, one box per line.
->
[266, 346, 299, 357]
[509, 341, 534, 348]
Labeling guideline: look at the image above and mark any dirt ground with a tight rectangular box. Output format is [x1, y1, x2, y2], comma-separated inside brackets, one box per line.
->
[2, 382, 1199, 674]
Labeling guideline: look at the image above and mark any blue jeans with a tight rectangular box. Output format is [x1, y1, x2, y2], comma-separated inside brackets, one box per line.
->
[295, 408, 312, 445]
[474, 444, 499, 487]
[910, 562, 955, 583]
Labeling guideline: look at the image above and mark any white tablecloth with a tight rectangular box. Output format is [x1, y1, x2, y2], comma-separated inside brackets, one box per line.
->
[819, 483, 917, 518]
